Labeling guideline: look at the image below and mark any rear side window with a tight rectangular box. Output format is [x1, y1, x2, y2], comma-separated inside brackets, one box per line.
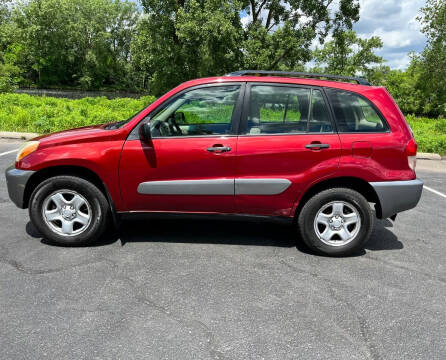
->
[245, 85, 332, 135]
[326, 89, 388, 133]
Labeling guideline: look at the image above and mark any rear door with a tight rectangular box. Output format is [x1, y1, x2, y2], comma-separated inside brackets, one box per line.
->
[235, 83, 341, 216]
[119, 83, 243, 213]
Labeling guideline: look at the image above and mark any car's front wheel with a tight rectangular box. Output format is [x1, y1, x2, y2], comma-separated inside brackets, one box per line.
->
[29, 176, 110, 246]
[298, 188, 374, 256]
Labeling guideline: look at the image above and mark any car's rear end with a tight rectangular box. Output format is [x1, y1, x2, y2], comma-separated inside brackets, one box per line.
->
[347, 85, 423, 219]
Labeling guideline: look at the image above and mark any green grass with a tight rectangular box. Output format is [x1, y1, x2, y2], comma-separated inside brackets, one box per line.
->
[0, 93, 156, 134]
[406, 115, 446, 155]
[0, 94, 444, 155]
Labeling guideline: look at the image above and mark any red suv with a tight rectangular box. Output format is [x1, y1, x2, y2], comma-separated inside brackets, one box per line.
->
[5, 71, 423, 256]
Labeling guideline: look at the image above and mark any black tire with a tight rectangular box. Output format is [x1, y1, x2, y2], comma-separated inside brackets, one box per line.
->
[297, 187, 374, 256]
[29, 176, 110, 246]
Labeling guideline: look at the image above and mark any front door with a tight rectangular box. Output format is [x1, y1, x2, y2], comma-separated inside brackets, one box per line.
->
[119, 84, 243, 213]
[235, 83, 341, 216]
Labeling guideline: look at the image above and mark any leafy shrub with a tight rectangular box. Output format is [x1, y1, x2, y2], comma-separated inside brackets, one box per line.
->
[0, 94, 445, 155]
[0, 93, 156, 133]
[406, 115, 446, 155]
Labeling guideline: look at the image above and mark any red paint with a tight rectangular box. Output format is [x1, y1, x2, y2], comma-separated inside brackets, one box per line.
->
[17, 75, 417, 216]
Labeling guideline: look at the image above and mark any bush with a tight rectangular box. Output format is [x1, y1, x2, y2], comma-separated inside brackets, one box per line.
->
[0, 94, 445, 156]
[0, 93, 156, 133]
[406, 115, 446, 155]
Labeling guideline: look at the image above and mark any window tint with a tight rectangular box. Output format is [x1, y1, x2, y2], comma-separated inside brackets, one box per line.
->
[149, 85, 240, 137]
[326, 89, 387, 133]
[310, 90, 333, 132]
[246, 85, 332, 134]
[247, 85, 310, 134]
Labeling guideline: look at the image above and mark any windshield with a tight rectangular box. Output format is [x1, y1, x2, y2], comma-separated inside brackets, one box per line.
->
[104, 108, 146, 130]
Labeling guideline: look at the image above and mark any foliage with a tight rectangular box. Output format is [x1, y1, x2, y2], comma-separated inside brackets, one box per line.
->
[406, 115, 446, 155]
[133, 0, 360, 95]
[132, 0, 244, 95]
[312, 30, 383, 78]
[0, 93, 155, 133]
[0, 93, 445, 155]
[416, 0, 446, 117]
[10, 0, 139, 90]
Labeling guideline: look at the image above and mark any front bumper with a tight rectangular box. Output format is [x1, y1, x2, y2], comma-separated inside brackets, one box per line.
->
[370, 179, 423, 219]
[5, 165, 35, 209]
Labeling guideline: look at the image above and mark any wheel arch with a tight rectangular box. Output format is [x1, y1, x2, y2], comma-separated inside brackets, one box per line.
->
[24, 165, 119, 226]
[294, 176, 382, 219]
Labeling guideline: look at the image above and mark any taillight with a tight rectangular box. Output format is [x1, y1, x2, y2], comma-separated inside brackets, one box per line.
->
[406, 138, 418, 171]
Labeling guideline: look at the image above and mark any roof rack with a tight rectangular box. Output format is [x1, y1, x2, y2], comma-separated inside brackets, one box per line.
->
[224, 70, 371, 86]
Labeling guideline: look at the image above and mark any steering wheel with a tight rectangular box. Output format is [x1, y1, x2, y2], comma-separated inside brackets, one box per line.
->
[151, 120, 170, 137]
[167, 114, 183, 136]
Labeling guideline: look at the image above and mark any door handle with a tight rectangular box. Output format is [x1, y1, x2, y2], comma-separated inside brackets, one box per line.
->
[305, 143, 330, 150]
[207, 145, 232, 153]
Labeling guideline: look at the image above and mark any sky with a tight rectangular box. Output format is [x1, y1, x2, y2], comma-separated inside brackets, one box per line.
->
[353, 0, 427, 69]
[240, 0, 427, 70]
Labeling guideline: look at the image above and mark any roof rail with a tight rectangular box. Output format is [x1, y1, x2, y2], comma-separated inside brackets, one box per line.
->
[224, 70, 371, 86]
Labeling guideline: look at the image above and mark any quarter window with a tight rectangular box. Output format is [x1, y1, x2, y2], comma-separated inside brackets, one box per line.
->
[326, 89, 387, 133]
[149, 85, 240, 137]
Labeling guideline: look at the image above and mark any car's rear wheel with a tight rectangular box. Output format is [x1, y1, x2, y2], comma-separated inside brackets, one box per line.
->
[29, 176, 110, 246]
[298, 188, 374, 256]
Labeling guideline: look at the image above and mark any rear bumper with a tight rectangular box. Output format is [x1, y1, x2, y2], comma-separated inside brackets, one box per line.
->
[5, 165, 35, 209]
[370, 179, 423, 219]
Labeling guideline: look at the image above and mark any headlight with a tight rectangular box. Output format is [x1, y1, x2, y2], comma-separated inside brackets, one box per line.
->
[16, 141, 39, 162]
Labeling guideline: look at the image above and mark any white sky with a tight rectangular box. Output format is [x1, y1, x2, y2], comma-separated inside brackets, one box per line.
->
[353, 0, 427, 69]
[240, 0, 427, 70]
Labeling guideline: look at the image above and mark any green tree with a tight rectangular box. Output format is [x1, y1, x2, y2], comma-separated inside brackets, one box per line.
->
[374, 54, 424, 115]
[133, 0, 360, 95]
[132, 0, 244, 95]
[312, 30, 383, 78]
[0, 0, 21, 92]
[12, 0, 139, 89]
[418, 0, 446, 117]
[241, 0, 360, 70]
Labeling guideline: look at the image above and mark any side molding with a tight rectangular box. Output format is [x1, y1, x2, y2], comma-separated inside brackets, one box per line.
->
[235, 178, 291, 195]
[137, 179, 234, 195]
[137, 178, 292, 196]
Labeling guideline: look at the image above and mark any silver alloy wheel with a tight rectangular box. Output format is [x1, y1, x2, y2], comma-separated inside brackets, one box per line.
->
[42, 190, 92, 236]
[313, 201, 361, 247]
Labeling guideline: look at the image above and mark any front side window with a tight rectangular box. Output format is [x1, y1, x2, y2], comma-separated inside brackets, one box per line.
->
[245, 85, 333, 134]
[326, 89, 387, 133]
[149, 85, 240, 137]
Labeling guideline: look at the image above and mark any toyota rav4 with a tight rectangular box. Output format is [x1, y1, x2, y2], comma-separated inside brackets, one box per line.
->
[5, 71, 423, 256]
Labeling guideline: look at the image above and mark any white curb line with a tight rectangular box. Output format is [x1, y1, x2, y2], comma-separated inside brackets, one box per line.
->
[0, 131, 40, 140]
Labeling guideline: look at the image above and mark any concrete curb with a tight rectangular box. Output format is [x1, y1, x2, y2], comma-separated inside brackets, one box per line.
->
[417, 152, 442, 160]
[0, 131, 40, 140]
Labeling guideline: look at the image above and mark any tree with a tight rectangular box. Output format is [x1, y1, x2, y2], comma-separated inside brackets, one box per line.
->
[241, 0, 360, 70]
[311, 30, 383, 78]
[12, 0, 139, 89]
[132, 0, 244, 95]
[133, 0, 360, 95]
[0, 0, 21, 92]
[418, 0, 446, 117]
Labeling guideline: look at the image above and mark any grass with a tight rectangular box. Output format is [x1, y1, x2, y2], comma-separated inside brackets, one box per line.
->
[406, 115, 446, 155]
[0, 93, 444, 155]
[0, 93, 156, 134]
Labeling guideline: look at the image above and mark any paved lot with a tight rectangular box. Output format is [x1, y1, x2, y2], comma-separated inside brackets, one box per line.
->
[0, 139, 445, 360]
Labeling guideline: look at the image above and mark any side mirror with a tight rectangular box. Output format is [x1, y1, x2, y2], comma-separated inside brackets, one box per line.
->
[140, 122, 151, 141]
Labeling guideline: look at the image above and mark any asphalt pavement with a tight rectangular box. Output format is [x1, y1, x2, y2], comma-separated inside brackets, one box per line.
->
[0, 139, 445, 360]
